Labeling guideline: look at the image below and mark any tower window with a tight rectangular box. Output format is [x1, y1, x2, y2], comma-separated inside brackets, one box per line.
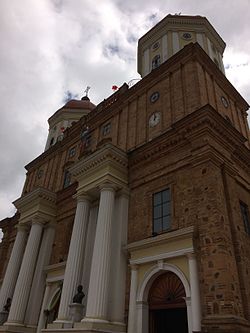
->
[102, 122, 111, 136]
[50, 137, 54, 147]
[68, 146, 76, 158]
[153, 188, 171, 234]
[152, 55, 161, 70]
[63, 170, 71, 188]
[240, 201, 250, 235]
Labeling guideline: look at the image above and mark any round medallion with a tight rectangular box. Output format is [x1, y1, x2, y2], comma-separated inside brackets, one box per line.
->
[182, 32, 192, 40]
[149, 112, 161, 127]
[221, 96, 229, 108]
[152, 41, 160, 50]
[150, 91, 160, 103]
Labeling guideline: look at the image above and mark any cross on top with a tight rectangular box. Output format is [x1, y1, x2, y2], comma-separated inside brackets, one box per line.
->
[84, 86, 91, 97]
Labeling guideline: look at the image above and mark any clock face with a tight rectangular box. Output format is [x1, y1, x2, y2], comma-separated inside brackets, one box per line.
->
[150, 91, 160, 103]
[149, 112, 161, 127]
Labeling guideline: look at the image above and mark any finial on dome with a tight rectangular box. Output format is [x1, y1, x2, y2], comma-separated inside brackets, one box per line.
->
[82, 86, 91, 101]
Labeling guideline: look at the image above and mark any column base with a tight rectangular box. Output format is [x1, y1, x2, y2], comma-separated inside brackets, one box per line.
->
[43, 320, 126, 333]
[0, 324, 36, 333]
[75, 320, 126, 332]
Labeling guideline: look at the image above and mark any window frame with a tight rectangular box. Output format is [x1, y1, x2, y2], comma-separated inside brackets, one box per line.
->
[152, 188, 171, 235]
[240, 201, 250, 235]
[63, 170, 71, 189]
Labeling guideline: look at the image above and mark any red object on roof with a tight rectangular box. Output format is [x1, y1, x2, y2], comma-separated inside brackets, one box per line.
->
[112, 85, 119, 91]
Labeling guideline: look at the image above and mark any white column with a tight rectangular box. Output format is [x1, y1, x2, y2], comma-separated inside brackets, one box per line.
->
[36, 283, 52, 333]
[0, 224, 28, 312]
[109, 191, 129, 324]
[127, 264, 138, 333]
[7, 221, 44, 325]
[25, 223, 56, 326]
[56, 195, 90, 322]
[84, 184, 115, 322]
[81, 206, 98, 314]
[188, 253, 201, 332]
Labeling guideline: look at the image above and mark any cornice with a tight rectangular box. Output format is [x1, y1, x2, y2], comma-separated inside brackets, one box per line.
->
[13, 187, 57, 210]
[139, 15, 225, 52]
[129, 105, 249, 168]
[127, 226, 195, 252]
[70, 143, 128, 179]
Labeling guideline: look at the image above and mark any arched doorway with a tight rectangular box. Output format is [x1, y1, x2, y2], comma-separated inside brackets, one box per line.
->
[148, 271, 188, 333]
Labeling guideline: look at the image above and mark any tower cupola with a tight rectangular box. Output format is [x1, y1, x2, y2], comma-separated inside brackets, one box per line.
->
[44, 95, 95, 151]
[138, 14, 226, 77]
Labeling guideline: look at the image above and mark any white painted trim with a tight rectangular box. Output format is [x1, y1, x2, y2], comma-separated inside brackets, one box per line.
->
[136, 263, 192, 333]
[130, 247, 194, 265]
[127, 226, 194, 251]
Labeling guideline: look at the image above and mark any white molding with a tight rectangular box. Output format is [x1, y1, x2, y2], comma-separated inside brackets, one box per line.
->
[136, 263, 192, 333]
[130, 247, 194, 265]
[127, 226, 194, 251]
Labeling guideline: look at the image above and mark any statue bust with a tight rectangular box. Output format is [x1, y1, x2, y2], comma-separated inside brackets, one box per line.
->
[3, 298, 11, 312]
[72, 285, 85, 304]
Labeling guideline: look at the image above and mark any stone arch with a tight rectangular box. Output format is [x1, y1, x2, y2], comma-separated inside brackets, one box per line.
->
[138, 263, 190, 302]
[136, 262, 192, 333]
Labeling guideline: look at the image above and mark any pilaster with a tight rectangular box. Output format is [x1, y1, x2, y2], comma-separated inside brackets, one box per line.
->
[187, 253, 201, 332]
[127, 264, 138, 333]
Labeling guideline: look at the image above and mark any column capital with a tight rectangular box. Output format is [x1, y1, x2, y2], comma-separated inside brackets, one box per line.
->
[31, 216, 47, 226]
[98, 182, 117, 193]
[129, 264, 138, 271]
[16, 223, 29, 233]
[186, 252, 196, 260]
[75, 193, 92, 203]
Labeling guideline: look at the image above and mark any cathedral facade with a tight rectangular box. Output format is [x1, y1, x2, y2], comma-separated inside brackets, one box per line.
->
[0, 15, 250, 333]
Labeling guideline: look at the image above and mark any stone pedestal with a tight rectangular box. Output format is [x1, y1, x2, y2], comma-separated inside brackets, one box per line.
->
[69, 304, 84, 323]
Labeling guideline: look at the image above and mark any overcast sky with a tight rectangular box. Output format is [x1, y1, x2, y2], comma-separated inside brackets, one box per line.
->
[0, 0, 249, 239]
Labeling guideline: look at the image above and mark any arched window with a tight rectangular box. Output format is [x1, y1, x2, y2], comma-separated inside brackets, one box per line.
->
[63, 170, 71, 188]
[50, 137, 54, 147]
[152, 55, 161, 70]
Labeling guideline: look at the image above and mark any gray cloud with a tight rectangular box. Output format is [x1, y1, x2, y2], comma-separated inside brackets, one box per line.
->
[0, 0, 249, 224]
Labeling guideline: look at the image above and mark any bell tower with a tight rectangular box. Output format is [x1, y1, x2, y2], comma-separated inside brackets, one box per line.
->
[138, 14, 226, 77]
[44, 95, 95, 151]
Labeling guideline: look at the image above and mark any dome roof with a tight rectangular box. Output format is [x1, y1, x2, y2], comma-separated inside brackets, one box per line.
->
[62, 96, 96, 110]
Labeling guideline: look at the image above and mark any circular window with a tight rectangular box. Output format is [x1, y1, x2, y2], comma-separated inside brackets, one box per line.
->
[152, 42, 160, 50]
[182, 32, 192, 40]
[221, 96, 229, 108]
[150, 91, 160, 103]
